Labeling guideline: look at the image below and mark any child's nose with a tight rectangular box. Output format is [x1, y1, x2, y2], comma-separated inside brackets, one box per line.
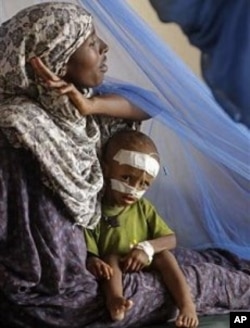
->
[129, 180, 141, 189]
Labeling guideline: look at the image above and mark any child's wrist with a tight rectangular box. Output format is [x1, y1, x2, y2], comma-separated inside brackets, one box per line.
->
[134, 241, 154, 264]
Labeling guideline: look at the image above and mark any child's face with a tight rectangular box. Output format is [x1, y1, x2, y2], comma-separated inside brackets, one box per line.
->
[104, 150, 159, 207]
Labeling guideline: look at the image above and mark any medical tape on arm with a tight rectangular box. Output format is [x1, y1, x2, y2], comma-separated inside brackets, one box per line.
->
[113, 150, 160, 177]
[134, 241, 154, 264]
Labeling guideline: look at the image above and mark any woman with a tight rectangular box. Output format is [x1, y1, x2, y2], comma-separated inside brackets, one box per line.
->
[0, 2, 249, 328]
[0, 2, 173, 327]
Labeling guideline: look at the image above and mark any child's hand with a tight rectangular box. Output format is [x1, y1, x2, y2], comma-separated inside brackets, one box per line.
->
[120, 248, 149, 272]
[86, 256, 113, 280]
[30, 57, 94, 115]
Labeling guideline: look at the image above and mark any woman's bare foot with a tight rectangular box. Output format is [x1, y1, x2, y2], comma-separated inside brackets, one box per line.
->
[107, 296, 133, 321]
[175, 303, 199, 328]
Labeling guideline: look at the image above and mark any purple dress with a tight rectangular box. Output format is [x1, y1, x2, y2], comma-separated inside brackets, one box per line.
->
[1, 132, 250, 327]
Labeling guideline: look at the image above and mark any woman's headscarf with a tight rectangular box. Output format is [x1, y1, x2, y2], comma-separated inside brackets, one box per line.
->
[0, 2, 103, 228]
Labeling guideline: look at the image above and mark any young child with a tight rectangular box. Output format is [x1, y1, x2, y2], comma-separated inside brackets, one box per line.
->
[84, 130, 199, 328]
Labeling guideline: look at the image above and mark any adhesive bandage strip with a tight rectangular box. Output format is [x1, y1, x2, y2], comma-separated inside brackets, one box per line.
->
[134, 241, 154, 264]
[113, 150, 160, 177]
[110, 179, 146, 199]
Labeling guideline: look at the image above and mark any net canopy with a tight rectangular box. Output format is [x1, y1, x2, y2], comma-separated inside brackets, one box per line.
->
[1, 0, 249, 259]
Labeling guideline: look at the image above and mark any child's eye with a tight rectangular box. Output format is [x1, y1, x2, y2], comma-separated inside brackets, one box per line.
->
[121, 175, 130, 183]
[140, 181, 150, 189]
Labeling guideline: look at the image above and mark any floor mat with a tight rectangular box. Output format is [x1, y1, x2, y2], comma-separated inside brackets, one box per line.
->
[146, 314, 230, 328]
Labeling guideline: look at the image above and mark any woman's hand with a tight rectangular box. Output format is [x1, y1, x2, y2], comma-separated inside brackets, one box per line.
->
[30, 56, 150, 120]
[86, 256, 113, 280]
[30, 57, 94, 115]
[120, 248, 149, 272]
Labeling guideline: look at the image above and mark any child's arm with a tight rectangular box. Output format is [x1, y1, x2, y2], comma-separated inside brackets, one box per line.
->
[148, 234, 176, 253]
[30, 57, 150, 121]
[120, 234, 176, 272]
[143, 199, 177, 253]
[84, 227, 113, 280]
[121, 198, 177, 272]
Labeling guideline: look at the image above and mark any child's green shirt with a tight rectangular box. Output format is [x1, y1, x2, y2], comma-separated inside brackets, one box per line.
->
[84, 198, 173, 257]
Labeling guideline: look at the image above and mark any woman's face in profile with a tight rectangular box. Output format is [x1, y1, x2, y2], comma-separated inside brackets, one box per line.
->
[64, 30, 109, 88]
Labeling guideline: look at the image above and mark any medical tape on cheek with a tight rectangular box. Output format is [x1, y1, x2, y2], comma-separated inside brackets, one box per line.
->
[110, 179, 146, 199]
[113, 150, 160, 177]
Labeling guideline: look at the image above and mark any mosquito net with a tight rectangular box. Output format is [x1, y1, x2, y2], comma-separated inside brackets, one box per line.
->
[1, 0, 249, 259]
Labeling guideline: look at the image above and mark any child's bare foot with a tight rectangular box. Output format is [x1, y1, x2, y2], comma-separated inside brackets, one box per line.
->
[107, 296, 133, 321]
[175, 303, 199, 328]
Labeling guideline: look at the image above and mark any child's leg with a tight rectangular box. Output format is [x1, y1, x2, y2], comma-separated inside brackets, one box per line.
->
[152, 250, 198, 328]
[102, 254, 133, 321]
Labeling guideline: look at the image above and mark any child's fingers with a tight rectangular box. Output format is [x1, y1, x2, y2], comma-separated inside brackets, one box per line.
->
[134, 262, 143, 272]
[121, 258, 129, 272]
[88, 265, 99, 278]
[93, 266, 104, 279]
[108, 266, 113, 277]
[101, 265, 112, 279]
[129, 260, 139, 272]
[123, 258, 133, 272]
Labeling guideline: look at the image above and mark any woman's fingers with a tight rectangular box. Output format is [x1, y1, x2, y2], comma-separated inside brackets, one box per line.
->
[30, 57, 60, 82]
[59, 83, 76, 94]
[30, 57, 74, 93]
[30, 57, 74, 94]
[45, 80, 71, 94]
[30, 57, 91, 116]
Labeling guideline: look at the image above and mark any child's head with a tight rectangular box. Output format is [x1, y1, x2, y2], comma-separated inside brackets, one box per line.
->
[102, 130, 160, 206]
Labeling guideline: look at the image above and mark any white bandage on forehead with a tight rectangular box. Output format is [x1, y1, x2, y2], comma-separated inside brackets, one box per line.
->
[110, 179, 146, 199]
[113, 150, 160, 177]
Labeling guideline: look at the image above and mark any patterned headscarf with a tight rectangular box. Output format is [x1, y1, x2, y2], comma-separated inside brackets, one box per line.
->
[0, 2, 104, 228]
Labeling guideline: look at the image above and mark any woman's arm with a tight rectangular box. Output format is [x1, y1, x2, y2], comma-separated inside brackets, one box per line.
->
[30, 57, 150, 121]
[87, 93, 150, 120]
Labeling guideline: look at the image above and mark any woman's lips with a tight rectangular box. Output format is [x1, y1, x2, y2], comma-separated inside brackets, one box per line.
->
[100, 63, 108, 73]
[100, 58, 108, 72]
